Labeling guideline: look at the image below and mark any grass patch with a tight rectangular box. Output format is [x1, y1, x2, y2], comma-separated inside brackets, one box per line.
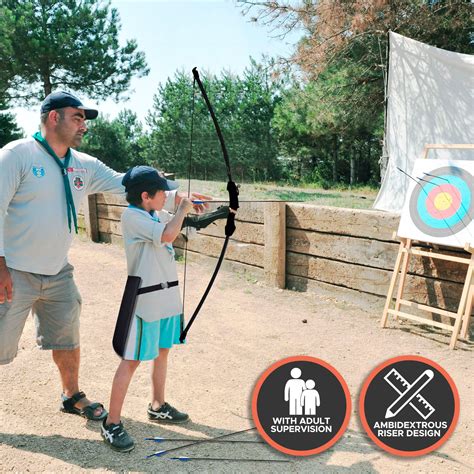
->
[176, 179, 379, 209]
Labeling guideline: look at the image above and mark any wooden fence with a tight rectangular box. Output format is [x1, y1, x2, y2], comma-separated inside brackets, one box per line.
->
[78, 193, 469, 312]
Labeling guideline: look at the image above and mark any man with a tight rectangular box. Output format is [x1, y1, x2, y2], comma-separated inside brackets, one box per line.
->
[0, 91, 207, 420]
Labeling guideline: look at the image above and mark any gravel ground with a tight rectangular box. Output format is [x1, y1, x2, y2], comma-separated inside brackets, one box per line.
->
[0, 237, 472, 473]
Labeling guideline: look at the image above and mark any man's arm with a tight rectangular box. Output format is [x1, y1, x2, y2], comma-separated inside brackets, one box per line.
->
[87, 159, 125, 195]
[88, 158, 213, 213]
[0, 149, 22, 304]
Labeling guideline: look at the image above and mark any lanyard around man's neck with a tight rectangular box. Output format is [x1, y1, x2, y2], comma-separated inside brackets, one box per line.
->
[33, 131, 78, 233]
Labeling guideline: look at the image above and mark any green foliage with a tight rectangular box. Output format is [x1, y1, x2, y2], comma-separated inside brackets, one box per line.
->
[273, 64, 383, 187]
[0, 6, 16, 105]
[0, 112, 24, 147]
[143, 71, 195, 177]
[79, 110, 144, 171]
[1, 0, 149, 103]
[144, 60, 283, 182]
[239, 0, 472, 186]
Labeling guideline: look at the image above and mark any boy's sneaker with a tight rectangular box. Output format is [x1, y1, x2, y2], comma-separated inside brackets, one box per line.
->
[101, 419, 135, 452]
[147, 402, 189, 424]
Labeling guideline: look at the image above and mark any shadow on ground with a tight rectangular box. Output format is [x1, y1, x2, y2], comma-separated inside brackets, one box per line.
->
[0, 424, 388, 472]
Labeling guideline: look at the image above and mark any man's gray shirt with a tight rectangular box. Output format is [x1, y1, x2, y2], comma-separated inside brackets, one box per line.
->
[0, 137, 125, 275]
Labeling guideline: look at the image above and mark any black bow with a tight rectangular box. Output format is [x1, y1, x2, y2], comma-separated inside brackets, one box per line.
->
[180, 68, 239, 342]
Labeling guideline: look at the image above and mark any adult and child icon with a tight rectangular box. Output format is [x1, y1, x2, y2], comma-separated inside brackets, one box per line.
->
[284, 367, 321, 416]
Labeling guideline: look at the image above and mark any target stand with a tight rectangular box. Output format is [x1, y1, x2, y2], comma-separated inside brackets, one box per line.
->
[381, 144, 474, 349]
[380, 237, 473, 349]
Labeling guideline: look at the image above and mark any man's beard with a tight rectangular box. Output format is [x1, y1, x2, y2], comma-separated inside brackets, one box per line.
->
[73, 131, 87, 147]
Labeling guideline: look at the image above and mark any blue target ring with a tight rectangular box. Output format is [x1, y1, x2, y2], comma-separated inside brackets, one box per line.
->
[409, 166, 474, 238]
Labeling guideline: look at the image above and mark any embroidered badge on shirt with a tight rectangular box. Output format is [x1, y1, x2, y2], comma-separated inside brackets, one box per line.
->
[32, 166, 45, 178]
[73, 175, 85, 190]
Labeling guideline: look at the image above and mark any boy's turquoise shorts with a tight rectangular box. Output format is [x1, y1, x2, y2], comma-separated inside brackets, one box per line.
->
[122, 314, 183, 361]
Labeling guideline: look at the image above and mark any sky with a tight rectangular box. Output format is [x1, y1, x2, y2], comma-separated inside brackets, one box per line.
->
[13, 0, 301, 135]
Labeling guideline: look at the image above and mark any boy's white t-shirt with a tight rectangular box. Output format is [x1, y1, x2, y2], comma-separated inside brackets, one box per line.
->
[121, 205, 182, 322]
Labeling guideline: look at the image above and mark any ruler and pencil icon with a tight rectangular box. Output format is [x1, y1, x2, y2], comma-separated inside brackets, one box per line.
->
[384, 368, 435, 420]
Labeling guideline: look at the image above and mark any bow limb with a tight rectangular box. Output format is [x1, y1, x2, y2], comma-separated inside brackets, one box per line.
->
[179, 68, 239, 342]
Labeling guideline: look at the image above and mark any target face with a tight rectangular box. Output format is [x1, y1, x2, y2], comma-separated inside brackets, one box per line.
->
[399, 160, 474, 248]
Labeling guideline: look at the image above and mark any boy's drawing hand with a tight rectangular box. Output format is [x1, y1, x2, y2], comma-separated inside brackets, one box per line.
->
[191, 192, 212, 213]
[178, 197, 194, 214]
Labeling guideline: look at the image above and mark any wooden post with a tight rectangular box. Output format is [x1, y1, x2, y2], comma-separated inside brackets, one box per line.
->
[264, 202, 286, 289]
[422, 143, 474, 159]
[83, 193, 99, 242]
[449, 253, 473, 349]
[381, 238, 406, 328]
[460, 284, 473, 340]
[393, 239, 412, 321]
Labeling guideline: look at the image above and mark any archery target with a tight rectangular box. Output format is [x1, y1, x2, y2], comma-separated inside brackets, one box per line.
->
[398, 160, 474, 248]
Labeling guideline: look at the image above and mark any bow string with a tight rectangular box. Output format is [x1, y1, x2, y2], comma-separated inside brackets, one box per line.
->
[179, 67, 239, 342]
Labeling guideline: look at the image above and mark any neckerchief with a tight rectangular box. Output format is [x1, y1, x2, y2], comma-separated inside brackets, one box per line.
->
[33, 131, 78, 233]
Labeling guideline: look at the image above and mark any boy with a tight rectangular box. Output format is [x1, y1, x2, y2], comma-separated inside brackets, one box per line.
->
[101, 166, 193, 452]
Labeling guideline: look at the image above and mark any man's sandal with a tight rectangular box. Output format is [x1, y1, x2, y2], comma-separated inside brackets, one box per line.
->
[60, 391, 108, 421]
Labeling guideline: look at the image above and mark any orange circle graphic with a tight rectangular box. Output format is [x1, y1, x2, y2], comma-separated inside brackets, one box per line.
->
[251, 355, 351, 456]
[359, 355, 460, 457]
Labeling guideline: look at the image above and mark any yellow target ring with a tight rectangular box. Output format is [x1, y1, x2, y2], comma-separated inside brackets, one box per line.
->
[433, 192, 453, 211]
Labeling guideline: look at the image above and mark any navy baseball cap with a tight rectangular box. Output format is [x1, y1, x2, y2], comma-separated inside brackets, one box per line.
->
[122, 166, 179, 192]
[41, 91, 98, 119]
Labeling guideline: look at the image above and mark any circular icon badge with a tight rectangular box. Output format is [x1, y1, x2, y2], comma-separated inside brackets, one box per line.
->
[409, 166, 474, 237]
[252, 356, 351, 456]
[359, 355, 459, 456]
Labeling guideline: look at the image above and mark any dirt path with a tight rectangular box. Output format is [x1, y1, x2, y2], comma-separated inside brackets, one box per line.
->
[0, 237, 472, 472]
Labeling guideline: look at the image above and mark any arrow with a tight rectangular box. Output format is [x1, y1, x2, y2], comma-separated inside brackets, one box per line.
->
[171, 456, 289, 463]
[146, 427, 256, 458]
[192, 199, 304, 204]
[145, 436, 263, 444]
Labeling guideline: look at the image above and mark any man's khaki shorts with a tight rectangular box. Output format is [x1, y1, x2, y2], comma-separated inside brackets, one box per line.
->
[0, 263, 81, 364]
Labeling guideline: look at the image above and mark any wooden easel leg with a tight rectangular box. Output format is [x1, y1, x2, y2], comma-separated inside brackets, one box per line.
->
[449, 255, 474, 349]
[393, 239, 412, 322]
[381, 239, 407, 328]
[460, 284, 473, 340]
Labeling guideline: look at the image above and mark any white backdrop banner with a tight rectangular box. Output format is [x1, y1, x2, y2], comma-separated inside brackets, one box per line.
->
[373, 32, 474, 213]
